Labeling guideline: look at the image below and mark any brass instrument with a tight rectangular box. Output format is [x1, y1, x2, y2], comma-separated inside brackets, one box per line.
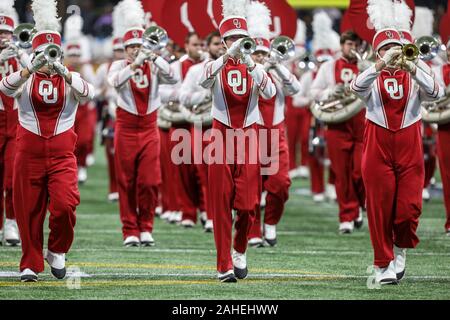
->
[179, 99, 213, 126]
[270, 36, 295, 61]
[421, 93, 450, 125]
[402, 36, 441, 61]
[143, 26, 168, 51]
[239, 37, 256, 55]
[13, 23, 35, 49]
[44, 44, 62, 64]
[159, 101, 186, 124]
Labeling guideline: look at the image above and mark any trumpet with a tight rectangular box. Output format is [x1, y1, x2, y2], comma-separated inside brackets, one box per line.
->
[44, 44, 62, 64]
[270, 36, 295, 62]
[402, 36, 441, 61]
[13, 23, 35, 49]
[143, 26, 168, 51]
[239, 37, 256, 55]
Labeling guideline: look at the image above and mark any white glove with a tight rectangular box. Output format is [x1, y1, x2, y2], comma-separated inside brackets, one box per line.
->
[52, 60, 70, 78]
[242, 54, 255, 69]
[0, 45, 18, 63]
[357, 59, 373, 72]
[133, 49, 155, 67]
[394, 59, 417, 74]
[226, 39, 243, 58]
[27, 52, 47, 73]
[381, 46, 402, 67]
[332, 84, 346, 97]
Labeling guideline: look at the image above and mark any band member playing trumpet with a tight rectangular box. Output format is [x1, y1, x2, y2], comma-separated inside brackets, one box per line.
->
[200, 0, 276, 282]
[310, 29, 366, 234]
[350, 22, 443, 283]
[107, 0, 178, 247]
[0, 0, 95, 282]
[433, 40, 450, 235]
[245, 1, 300, 247]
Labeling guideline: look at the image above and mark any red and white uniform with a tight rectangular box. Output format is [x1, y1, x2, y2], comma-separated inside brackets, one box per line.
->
[160, 55, 205, 223]
[351, 64, 443, 267]
[108, 56, 178, 239]
[0, 69, 94, 273]
[179, 58, 214, 222]
[0, 56, 20, 231]
[311, 57, 366, 223]
[200, 56, 276, 273]
[96, 62, 118, 196]
[433, 62, 450, 231]
[72, 64, 96, 168]
[248, 63, 299, 239]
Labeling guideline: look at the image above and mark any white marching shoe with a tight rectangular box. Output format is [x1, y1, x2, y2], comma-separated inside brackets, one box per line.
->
[155, 206, 162, 217]
[232, 249, 248, 279]
[312, 193, 325, 203]
[78, 167, 88, 184]
[260, 191, 268, 208]
[374, 261, 398, 285]
[20, 268, 38, 282]
[339, 221, 354, 234]
[4, 219, 20, 246]
[218, 270, 237, 283]
[123, 235, 140, 247]
[354, 210, 364, 230]
[422, 188, 431, 201]
[326, 184, 337, 201]
[44, 250, 66, 279]
[140, 232, 155, 247]
[181, 219, 195, 228]
[86, 154, 95, 167]
[160, 211, 172, 221]
[107, 192, 119, 202]
[298, 166, 310, 179]
[204, 220, 213, 233]
[264, 224, 277, 247]
[168, 211, 182, 224]
[248, 237, 264, 248]
[394, 245, 406, 281]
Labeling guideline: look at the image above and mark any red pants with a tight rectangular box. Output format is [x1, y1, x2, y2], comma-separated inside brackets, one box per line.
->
[159, 128, 179, 212]
[0, 109, 17, 230]
[104, 135, 118, 194]
[87, 106, 97, 157]
[285, 101, 310, 170]
[249, 124, 291, 238]
[170, 123, 203, 222]
[192, 124, 213, 220]
[115, 109, 161, 239]
[362, 121, 423, 267]
[437, 123, 450, 230]
[326, 110, 365, 222]
[74, 105, 91, 167]
[208, 121, 261, 273]
[309, 123, 326, 194]
[14, 126, 80, 272]
[423, 124, 437, 188]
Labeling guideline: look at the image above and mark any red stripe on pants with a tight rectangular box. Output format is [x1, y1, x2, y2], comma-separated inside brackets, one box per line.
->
[14, 126, 80, 272]
[249, 124, 291, 239]
[0, 109, 17, 229]
[326, 110, 365, 222]
[207, 121, 261, 273]
[437, 123, 450, 230]
[115, 108, 161, 239]
[362, 121, 423, 267]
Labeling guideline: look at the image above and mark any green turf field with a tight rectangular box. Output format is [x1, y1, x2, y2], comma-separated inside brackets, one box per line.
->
[0, 143, 449, 300]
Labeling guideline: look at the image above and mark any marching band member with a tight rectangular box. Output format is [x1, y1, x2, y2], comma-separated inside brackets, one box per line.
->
[246, 1, 300, 247]
[0, 0, 95, 282]
[108, 0, 178, 247]
[95, 3, 125, 202]
[351, 0, 444, 284]
[433, 39, 450, 235]
[200, 0, 276, 282]
[178, 30, 225, 232]
[63, 14, 97, 184]
[160, 31, 206, 227]
[310, 12, 366, 234]
[0, 0, 23, 246]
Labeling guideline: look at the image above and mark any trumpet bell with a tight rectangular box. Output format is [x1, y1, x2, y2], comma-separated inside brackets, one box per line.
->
[239, 37, 256, 55]
[143, 26, 168, 51]
[44, 44, 62, 64]
[13, 23, 35, 49]
[415, 35, 440, 61]
[402, 43, 419, 61]
[270, 36, 295, 61]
